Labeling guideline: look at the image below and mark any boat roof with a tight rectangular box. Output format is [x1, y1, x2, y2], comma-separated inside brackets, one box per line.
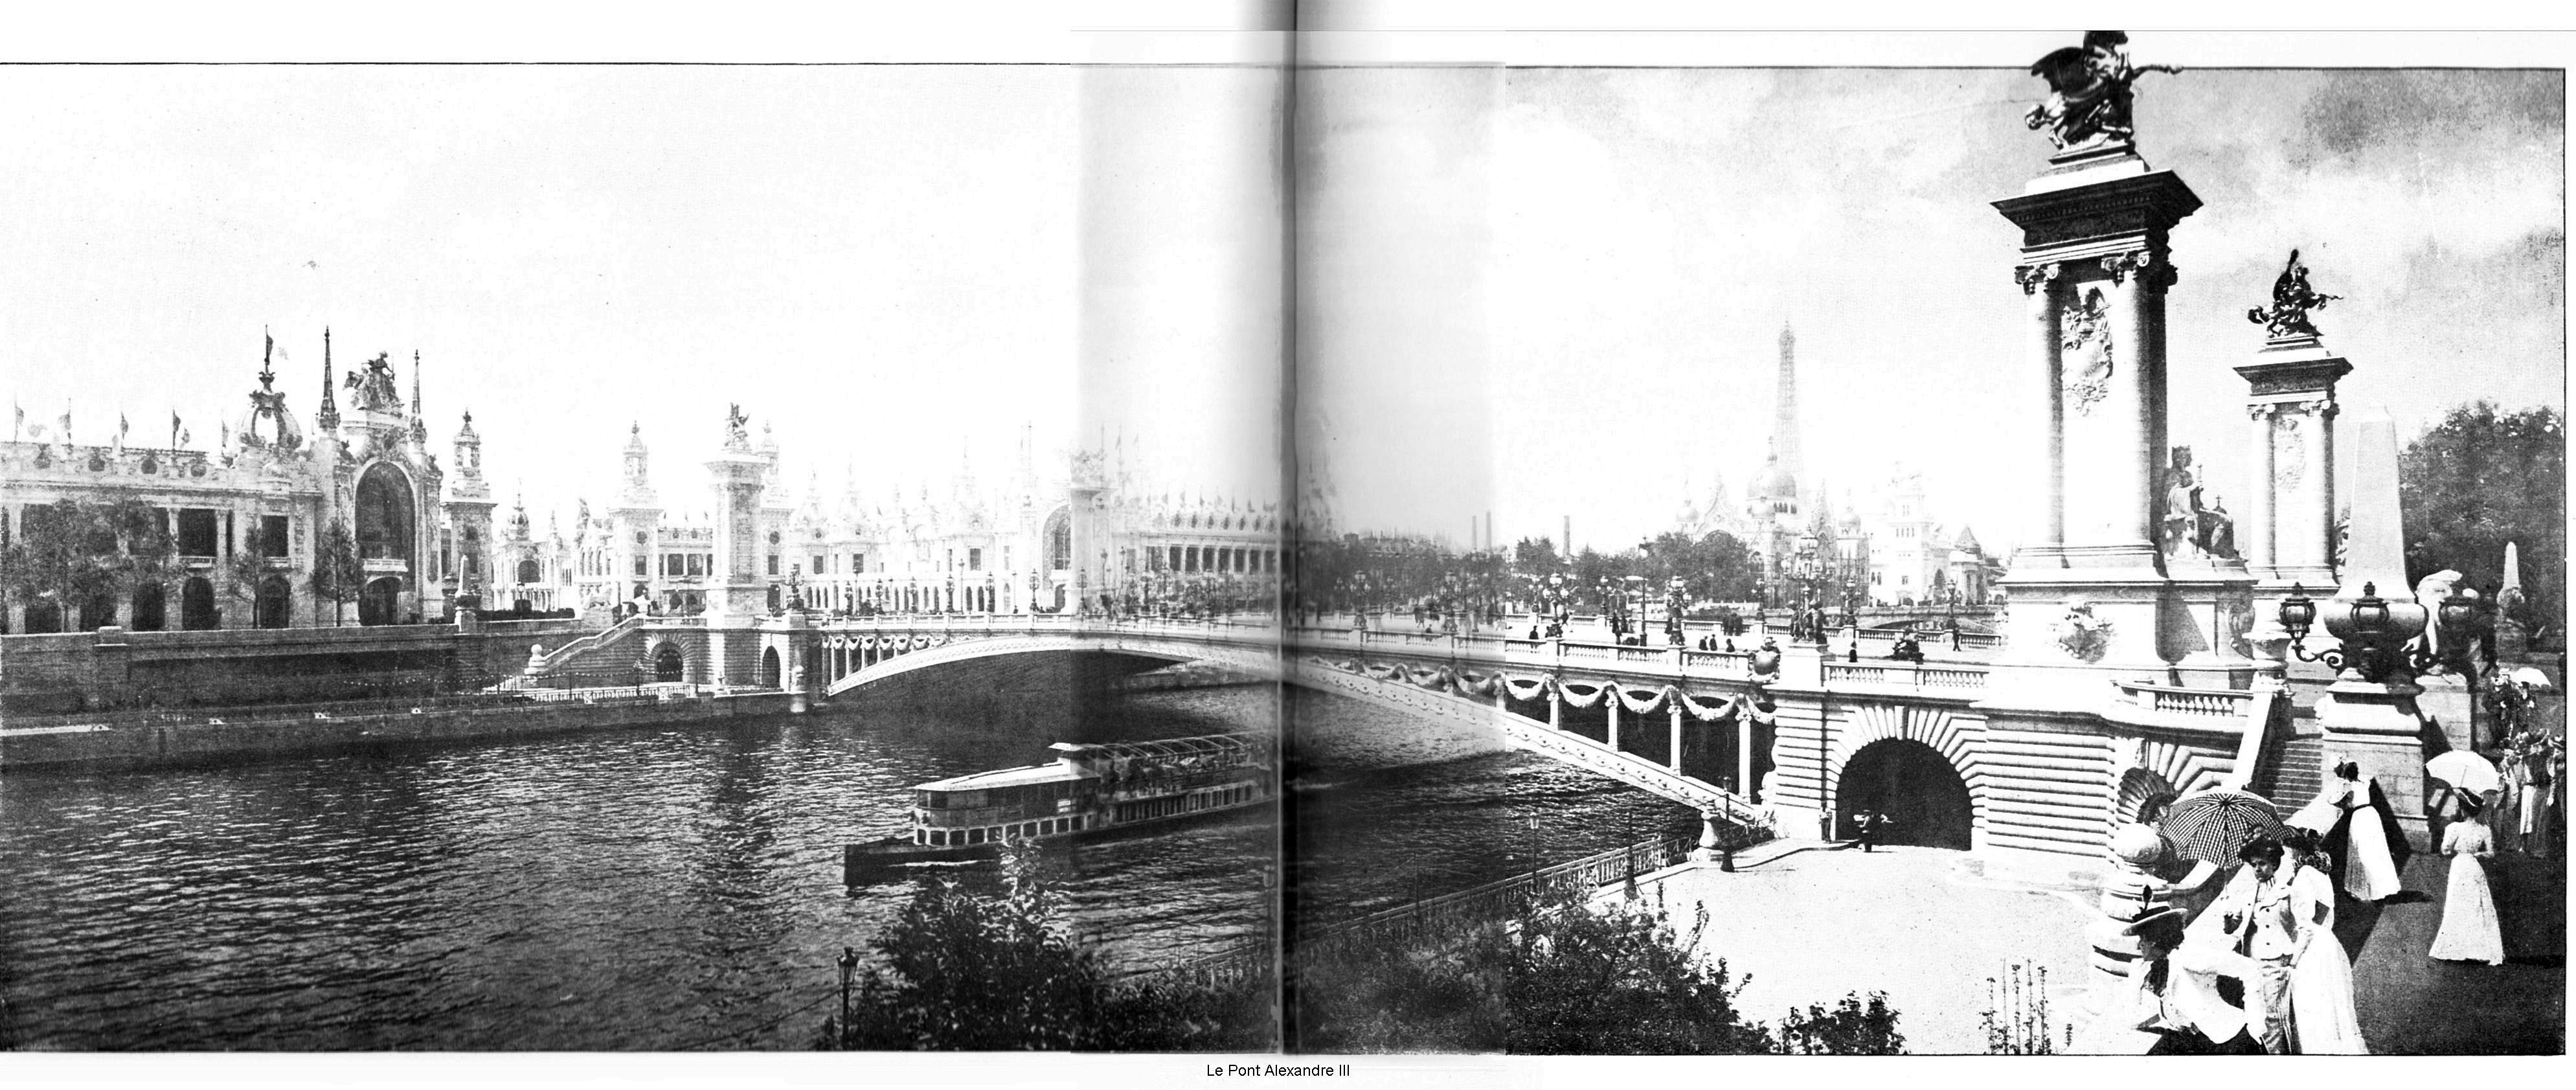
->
[1046, 734, 1263, 762]
[917, 762, 1090, 791]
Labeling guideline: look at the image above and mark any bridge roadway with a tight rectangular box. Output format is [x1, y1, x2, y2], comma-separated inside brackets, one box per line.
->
[798, 613, 2030, 845]
[529, 610, 2272, 882]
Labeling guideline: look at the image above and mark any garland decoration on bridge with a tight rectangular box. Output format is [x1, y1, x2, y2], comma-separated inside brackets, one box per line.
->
[1555, 681, 1608, 709]
[1403, 665, 1450, 689]
[1447, 670, 1499, 698]
[1612, 684, 1671, 716]
[1500, 676, 1554, 703]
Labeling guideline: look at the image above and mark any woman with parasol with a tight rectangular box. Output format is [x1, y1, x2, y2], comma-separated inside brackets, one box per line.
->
[2284, 830, 2367, 1052]
[2427, 796, 2505, 964]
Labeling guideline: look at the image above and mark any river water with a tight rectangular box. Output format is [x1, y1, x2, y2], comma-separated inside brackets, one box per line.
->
[0, 686, 1695, 1050]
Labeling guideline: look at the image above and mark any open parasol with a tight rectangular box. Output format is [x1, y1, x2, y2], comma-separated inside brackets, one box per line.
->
[2426, 750, 2503, 796]
[2156, 788, 2291, 867]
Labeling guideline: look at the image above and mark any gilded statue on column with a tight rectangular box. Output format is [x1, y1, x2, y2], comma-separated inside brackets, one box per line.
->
[2024, 31, 2181, 152]
[2246, 249, 2342, 339]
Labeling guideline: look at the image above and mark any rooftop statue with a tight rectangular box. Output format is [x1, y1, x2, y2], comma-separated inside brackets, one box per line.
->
[724, 403, 752, 450]
[2246, 249, 2342, 339]
[346, 352, 403, 413]
[2023, 30, 2180, 152]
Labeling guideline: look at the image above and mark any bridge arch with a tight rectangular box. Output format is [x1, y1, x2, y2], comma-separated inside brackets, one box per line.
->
[1824, 702, 1987, 850]
[1835, 738, 1973, 849]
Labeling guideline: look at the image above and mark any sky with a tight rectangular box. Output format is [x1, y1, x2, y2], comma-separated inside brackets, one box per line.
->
[1298, 55, 2565, 556]
[1, 63, 1286, 528]
[2, 39, 2563, 558]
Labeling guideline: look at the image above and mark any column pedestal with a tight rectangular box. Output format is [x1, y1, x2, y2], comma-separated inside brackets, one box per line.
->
[2316, 679, 2435, 850]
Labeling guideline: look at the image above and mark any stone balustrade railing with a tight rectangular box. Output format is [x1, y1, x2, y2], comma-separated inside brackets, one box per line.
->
[2114, 680, 2252, 720]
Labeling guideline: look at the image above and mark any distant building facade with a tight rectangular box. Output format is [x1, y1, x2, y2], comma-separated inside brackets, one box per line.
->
[2, 333, 501, 633]
[504, 422, 1282, 618]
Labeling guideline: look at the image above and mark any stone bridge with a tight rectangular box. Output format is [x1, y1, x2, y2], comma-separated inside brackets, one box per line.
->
[518, 611, 2290, 876]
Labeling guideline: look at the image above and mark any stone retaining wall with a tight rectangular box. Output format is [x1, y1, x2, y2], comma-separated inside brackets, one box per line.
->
[1, 692, 787, 772]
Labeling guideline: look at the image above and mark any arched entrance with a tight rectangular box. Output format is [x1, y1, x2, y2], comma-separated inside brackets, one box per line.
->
[1835, 738, 1973, 850]
[651, 642, 686, 683]
[356, 464, 417, 565]
[78, 587, 119, 631]
[255, 576, 293, 630]
[358, 576, 402, 626]
[180, 577, 219, 630]
[131, 582, 167, 631]
[759, 647, 782, 688]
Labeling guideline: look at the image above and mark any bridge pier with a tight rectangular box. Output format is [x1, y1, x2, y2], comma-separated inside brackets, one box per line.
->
[1606, 695, 1621, 755]
[1548, 686, 1562, 731]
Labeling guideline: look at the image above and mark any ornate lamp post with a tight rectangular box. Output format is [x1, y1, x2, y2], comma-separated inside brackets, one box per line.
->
[1750, 549, 1767, 635]
[835, 946, 858, 1049]
[1665, 574, 1688, 646]
[2277, 581, 2446, 683]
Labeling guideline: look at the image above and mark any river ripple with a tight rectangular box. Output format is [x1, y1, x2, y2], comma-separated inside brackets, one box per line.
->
[1, 685, 1691, 1050]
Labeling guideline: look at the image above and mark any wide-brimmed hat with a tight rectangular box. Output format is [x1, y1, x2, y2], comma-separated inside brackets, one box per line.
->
[2120, 905, 2189, 936]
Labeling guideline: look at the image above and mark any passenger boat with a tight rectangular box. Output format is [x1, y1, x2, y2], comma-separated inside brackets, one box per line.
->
[842, 733, 1274, 879]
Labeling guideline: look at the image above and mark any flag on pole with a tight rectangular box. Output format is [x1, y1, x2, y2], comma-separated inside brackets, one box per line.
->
[60, 405, 72, 443]
[172, 411, 183, 451]
[119, 412, 129, 440]
[11, 401, 19, 441]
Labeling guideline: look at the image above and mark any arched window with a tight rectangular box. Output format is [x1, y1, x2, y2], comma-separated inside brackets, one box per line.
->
[255, 576, 293, 629]
[355, 463, 418, 564]
[131, 582, 167, 631]
[1044, 509, 1072, 572]
[517, 559, 541, 585]
[180, 577, 220, 630]
[78, 587, 119, 631]
[760, 647, 782, 688]
[652, 642, 686, 683]
[358, 576, 402, 626]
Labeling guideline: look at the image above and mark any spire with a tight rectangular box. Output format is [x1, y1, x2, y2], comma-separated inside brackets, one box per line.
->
[1773, 323, 1803, 484]
[316, 326, 340, 431]
[409, 350, 427, 442]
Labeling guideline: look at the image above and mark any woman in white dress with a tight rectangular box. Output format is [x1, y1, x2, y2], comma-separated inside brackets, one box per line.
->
[2284, 830, 2368, 1052]
[2331, 762, 2403, 902]
[2428, 799, 2505, 964]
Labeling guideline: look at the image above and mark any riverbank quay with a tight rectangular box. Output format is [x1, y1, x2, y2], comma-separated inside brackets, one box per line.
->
[1, 617, 588, 715]
[0, 687, 791, 772]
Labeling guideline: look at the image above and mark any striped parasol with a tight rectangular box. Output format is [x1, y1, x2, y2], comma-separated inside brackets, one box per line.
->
[2155, 787, 2291, 867]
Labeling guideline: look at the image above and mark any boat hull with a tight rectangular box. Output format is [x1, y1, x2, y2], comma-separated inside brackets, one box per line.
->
[841, 791, 1272, 882]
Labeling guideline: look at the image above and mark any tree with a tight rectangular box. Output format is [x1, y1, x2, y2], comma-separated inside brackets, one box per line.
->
[823, 848, 1272, 1051]
[1511, 535, 1563, 574]
[311, 517, 364, 626]
[0, 493, 175, 631]
[2401, 402, 2563, 637]
[1292, 887, 1904, 1054]
[0, 499, 95, 622]
[225, 521, 273, 605]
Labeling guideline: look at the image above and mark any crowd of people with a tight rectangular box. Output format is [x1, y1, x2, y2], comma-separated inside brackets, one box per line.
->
[2110, 758, 2525, 1054]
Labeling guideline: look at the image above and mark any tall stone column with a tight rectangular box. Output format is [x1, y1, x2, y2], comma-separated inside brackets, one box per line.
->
[2016, 261, 2067, 547]
[2097, 248, 2167, 551]
[1606, 694, 1621, 753]
[1668, 703, 1686, 774]
[705, 416, 774, 623]
[2236, 342, 2349, 593]
[2244, 403, 2278, 573]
